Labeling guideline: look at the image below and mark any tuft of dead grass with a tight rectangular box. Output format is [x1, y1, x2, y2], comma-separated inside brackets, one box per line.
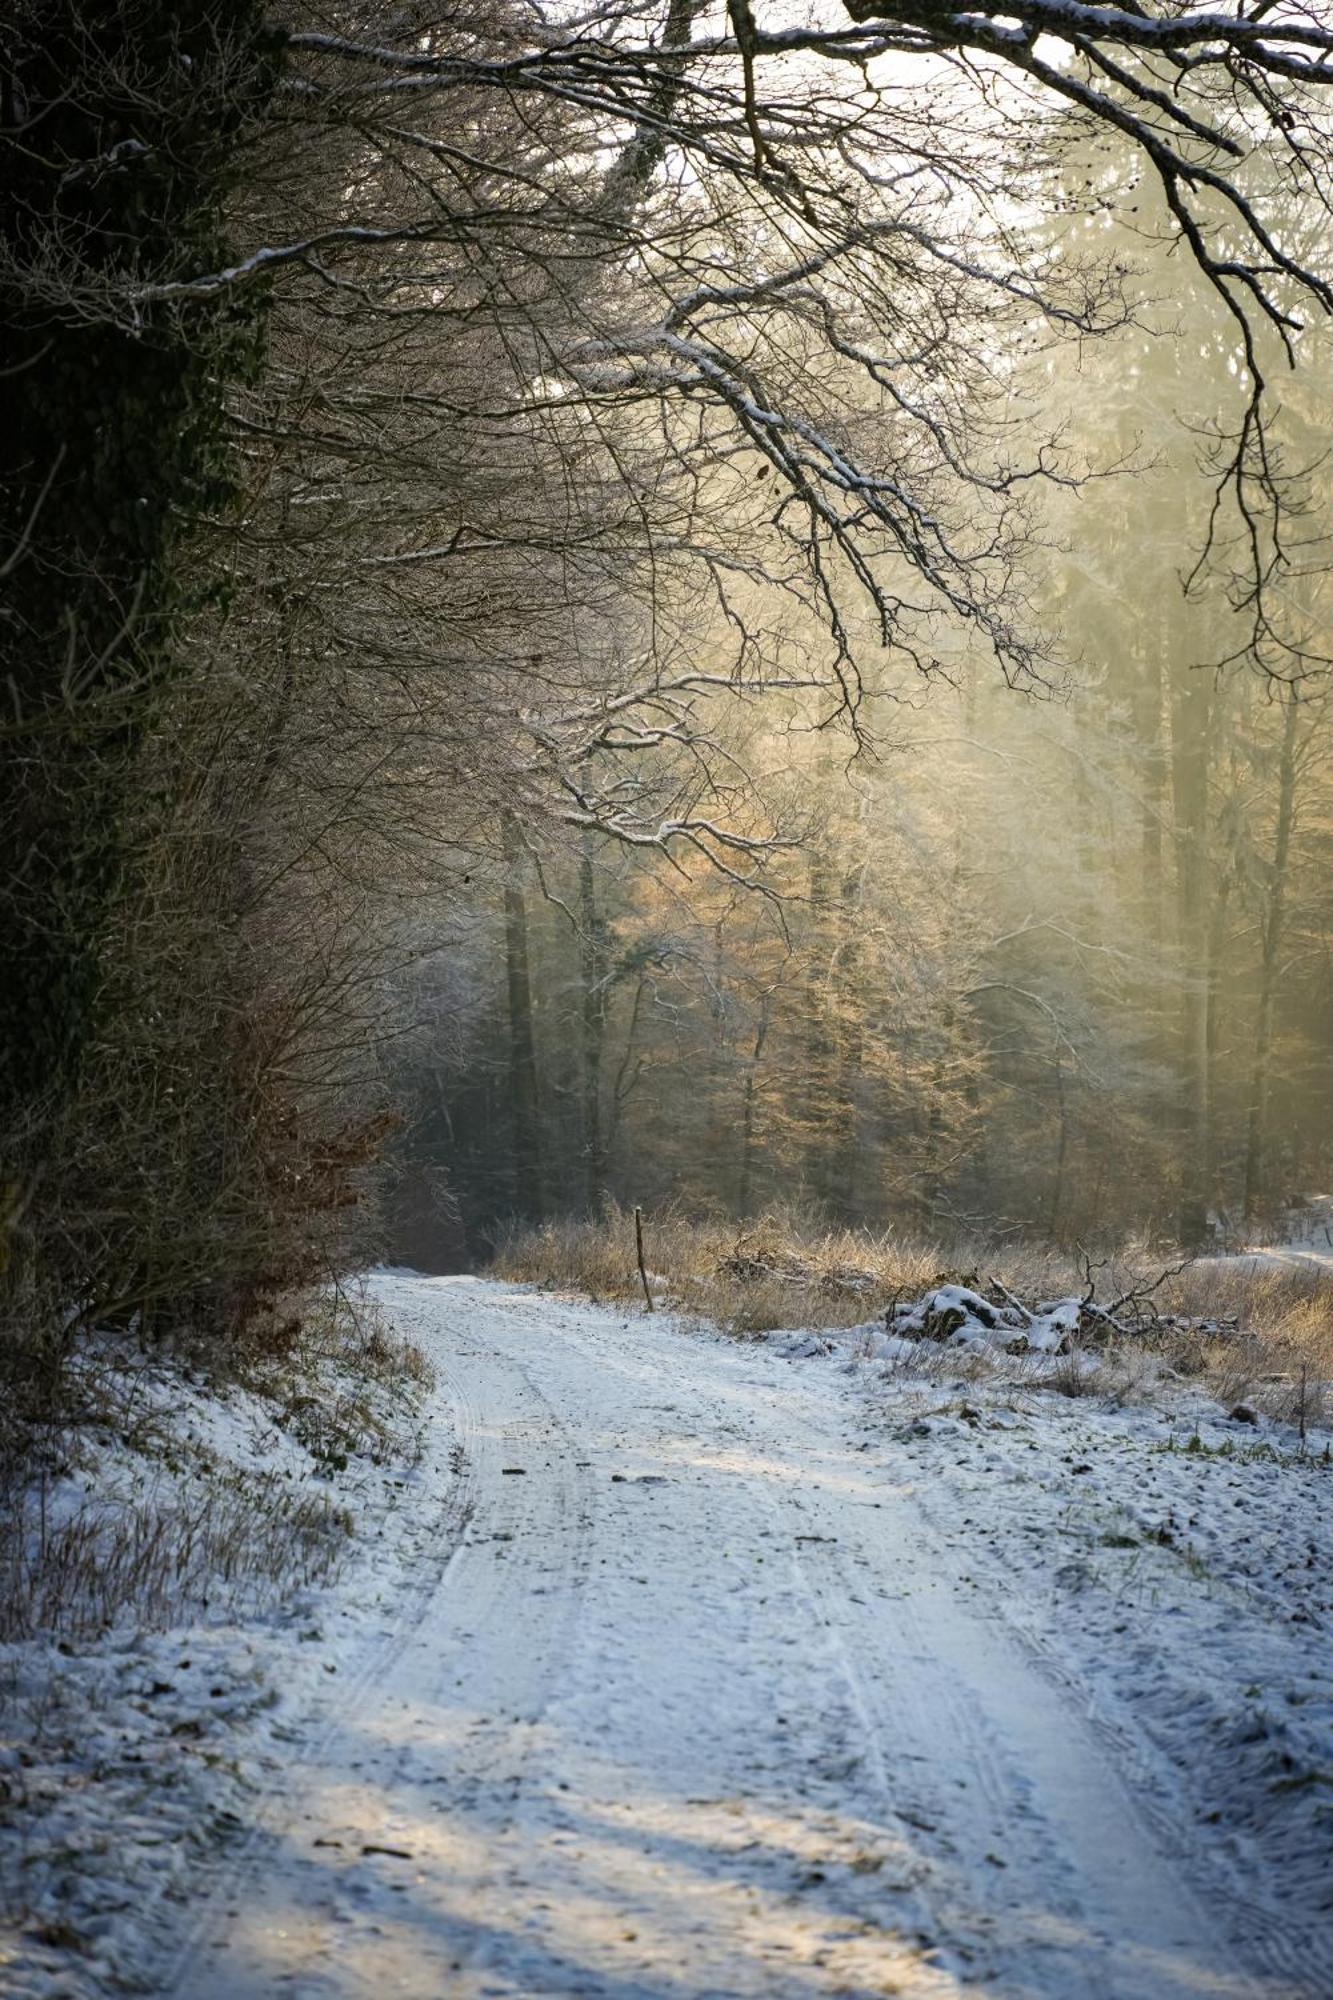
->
[232, 1284, 435, 1469]
[0, 1473, 351, 1644]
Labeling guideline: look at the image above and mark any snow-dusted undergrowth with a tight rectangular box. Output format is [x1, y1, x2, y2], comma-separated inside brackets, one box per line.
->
[0, 1295, 450, 1998]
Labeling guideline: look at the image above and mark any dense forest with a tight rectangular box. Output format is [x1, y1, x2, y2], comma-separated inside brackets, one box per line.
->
[8, 14, 1333, 1991]
[5, 0, 1333, 1379]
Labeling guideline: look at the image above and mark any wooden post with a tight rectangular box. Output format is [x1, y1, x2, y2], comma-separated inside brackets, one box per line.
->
[634, 1205, 654, 1312]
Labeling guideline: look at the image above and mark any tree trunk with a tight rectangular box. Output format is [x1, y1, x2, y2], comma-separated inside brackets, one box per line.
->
[1169, 645, 1214, 1248]
[1242, 689, 1301, 1220]
[1047, 1057, 1069, 1241]
[502, 815, 544, 1219]
[827, 852, 866, 1225]
[802, 841, 836, 1208]
[578, 828, 609, 1214]
[1205, 809, 1239, 1202]
[1133, 639, 1168, 960]
[737, 997, 771, 1221]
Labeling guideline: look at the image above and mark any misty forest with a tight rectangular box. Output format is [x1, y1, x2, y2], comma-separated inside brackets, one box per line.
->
[4, 6, 1333, 1999]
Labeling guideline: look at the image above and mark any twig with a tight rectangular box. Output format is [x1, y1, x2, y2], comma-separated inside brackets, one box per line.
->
[990, 1277, 1034, 1325]
[1105, 1257, 1194, 1322]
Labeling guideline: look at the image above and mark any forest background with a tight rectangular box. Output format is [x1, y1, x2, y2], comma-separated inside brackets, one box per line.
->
[4, 0, 1333, 1410]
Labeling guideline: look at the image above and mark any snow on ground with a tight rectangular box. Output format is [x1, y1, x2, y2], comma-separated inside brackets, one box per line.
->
[2, 1272, 1330, 1999]
[1199, 1195, 1333, 1277]
[772, 1318, 1333, 1936]
[883, 1389, 1332, 1918]
[0, 1312, 459, 1997]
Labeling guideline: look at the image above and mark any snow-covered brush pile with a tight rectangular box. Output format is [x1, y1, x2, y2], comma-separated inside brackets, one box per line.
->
[771, 1272, 1252, 1373]
[882, 1279, 1240, 1356]
[887, 1283, 1078, 1354]
[704, 1237, 1247, 1352]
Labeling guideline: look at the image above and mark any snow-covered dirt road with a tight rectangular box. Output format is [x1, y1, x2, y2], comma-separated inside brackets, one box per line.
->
[163, 1276, 1310, 2000]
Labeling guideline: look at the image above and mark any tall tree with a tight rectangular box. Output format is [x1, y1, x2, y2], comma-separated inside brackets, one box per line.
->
[1, 1, 276, 1293]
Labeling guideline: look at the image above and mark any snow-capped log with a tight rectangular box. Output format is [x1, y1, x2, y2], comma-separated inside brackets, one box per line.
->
[888, 1284, 1074, 1353]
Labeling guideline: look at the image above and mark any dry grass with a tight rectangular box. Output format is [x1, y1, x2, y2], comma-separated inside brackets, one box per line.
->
[232, 1283, 435, 1470]
[495, 1204, 1333, 1421]
[0, 1283, 434, 1644]
[1147, 1264, 1332, 1426]
[502, 1202, 1003, 1326]
[495, 1201, 1121, 1330]
[0, 1473, 351, 1644]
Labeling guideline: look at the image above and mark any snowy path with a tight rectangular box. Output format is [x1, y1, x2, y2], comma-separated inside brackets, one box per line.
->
[169, 1277, 1284, 1999]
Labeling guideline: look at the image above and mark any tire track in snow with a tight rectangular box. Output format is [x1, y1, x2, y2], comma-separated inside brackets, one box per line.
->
[166, 1278, 1291, 1999]
[159, 1289, 481, 1997]
[904, 1467, 1333, 2000]
[539, 1309, 1268, 1998]
[169, 1287, 596, 1999]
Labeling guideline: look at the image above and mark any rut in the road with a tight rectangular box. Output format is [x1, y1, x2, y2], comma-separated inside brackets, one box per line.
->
[169, 1277, 1297, 2000]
